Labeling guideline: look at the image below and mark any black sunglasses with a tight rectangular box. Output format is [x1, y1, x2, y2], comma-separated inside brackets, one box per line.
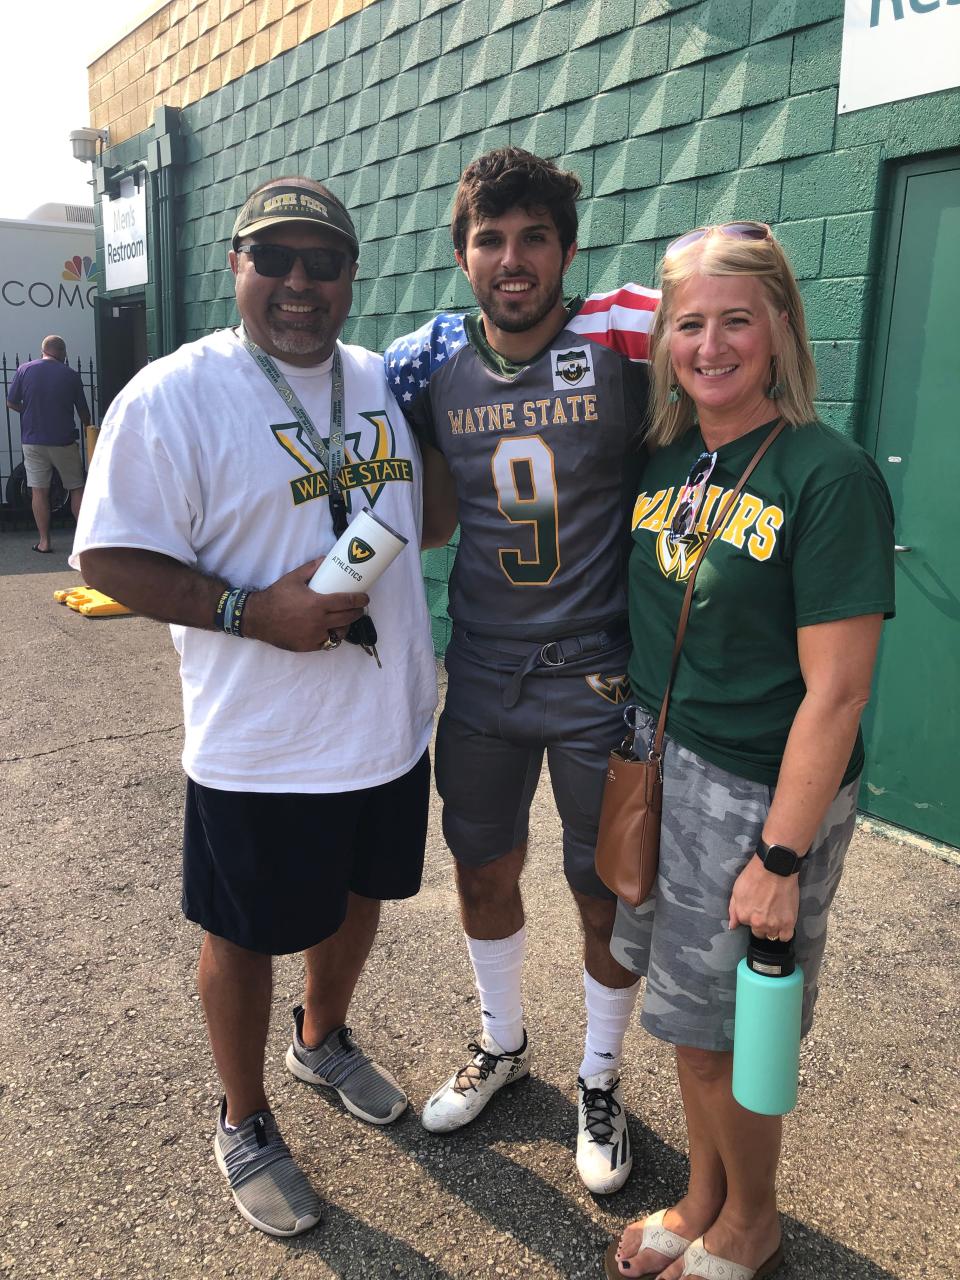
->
[668, 450, 718, 546]
[236, 243, 350, 281]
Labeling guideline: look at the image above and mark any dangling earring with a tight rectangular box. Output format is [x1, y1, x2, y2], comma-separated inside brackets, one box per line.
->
[766, 358, 783, 400]
[668, 383, 682, 404]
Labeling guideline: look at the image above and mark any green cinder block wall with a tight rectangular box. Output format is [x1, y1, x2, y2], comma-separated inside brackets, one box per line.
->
[112, 0, 960, 653]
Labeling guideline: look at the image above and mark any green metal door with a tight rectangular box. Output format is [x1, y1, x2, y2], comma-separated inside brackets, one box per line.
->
[860, 155, 960, 847]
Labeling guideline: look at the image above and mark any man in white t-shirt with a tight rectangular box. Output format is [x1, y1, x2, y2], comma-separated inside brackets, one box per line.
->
[74, 177, 455, 1238]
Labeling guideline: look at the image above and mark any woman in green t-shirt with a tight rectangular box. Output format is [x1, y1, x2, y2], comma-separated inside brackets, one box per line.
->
[604, 225, 894, 1280]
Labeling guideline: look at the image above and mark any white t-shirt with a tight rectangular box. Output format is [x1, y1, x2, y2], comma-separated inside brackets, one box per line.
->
[73, 329, 437, 793]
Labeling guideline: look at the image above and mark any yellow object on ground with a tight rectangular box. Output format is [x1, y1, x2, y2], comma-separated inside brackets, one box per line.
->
[54, 586, 133, 617]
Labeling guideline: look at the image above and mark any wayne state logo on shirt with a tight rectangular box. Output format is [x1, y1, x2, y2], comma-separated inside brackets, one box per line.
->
[551, 346, 595, 391]
[655, 530, 708, 581]
[271, 411, 413, 509]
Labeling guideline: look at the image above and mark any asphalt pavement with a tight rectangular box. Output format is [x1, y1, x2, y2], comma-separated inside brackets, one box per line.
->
[0, 528, 957, 1280]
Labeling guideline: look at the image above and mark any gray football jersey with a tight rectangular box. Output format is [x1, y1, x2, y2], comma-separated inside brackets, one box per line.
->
[386, 289, 657, 641]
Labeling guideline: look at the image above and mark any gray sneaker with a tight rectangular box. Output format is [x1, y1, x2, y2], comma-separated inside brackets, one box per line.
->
[213, 1098, 322, 1237]
[285, 1005, 408, 1125]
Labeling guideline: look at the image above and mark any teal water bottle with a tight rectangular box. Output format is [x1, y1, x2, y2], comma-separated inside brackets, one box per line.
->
[732, 934, 804, 1116]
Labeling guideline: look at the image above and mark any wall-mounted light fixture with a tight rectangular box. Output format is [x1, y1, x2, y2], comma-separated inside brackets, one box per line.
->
[69, 127, 109, 165]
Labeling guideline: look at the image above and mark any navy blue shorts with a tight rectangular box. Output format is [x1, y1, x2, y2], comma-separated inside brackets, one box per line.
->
[182, 751, 430, 955]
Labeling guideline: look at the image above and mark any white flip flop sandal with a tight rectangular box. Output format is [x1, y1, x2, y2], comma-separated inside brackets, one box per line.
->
[680, 1236, 785, 1279]
[604, 1209, 694, 1279]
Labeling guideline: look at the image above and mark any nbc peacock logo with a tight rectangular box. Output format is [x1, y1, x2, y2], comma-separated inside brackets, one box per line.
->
[62, 255, 98, 283]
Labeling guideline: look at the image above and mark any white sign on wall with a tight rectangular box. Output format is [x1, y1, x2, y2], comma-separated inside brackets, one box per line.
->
[103, 178, 148, 290]
[839, 0, 960, 113]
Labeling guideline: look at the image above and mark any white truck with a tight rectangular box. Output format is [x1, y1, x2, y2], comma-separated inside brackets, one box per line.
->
[1, 204, 98, 508]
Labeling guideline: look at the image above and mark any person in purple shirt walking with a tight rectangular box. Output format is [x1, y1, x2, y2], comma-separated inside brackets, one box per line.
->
[7, 334, 91, 552]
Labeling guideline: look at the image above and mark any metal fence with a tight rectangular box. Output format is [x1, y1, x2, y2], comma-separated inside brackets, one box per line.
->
[1, 352, 99, 516]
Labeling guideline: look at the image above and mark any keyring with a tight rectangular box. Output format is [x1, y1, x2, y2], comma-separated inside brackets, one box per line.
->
[320, 632, 341, 650]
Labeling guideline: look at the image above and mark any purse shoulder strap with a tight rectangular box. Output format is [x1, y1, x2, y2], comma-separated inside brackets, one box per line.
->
[650, 418, 787, 759]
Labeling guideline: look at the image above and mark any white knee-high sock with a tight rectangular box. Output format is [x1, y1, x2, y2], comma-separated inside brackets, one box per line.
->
[465, 927, 527, 1053]
[580, 968, 641, 1079]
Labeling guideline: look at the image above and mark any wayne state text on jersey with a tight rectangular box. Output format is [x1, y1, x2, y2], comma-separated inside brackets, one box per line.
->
[632, 484, 786, 574]
[446, 392, 599, 436]
[271, 411, 413, 509]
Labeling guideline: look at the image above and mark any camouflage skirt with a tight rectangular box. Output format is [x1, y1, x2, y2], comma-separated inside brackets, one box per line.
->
[609, 710, 859, 1052]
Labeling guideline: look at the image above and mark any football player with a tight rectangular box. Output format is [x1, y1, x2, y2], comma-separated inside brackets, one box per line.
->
[386, 148, 658, 1194]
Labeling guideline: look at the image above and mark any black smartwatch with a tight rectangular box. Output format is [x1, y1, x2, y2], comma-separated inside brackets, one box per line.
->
[756, 838, 803, 876]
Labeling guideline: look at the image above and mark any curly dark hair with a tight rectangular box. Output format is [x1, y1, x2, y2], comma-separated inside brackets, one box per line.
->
[451, 148, 582, 256]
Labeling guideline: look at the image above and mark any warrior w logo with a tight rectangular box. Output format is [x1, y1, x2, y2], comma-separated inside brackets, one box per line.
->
[585, 673, 630, 704]
[273, 411, 413, 510]
[348, 537, 375, 564]
[656, 529, 706, 581]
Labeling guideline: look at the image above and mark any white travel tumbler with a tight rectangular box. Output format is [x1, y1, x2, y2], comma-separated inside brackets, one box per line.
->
[307, 507, 408, 594]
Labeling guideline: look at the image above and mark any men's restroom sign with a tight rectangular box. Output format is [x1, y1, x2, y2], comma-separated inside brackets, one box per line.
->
[103, 179, 148, 290]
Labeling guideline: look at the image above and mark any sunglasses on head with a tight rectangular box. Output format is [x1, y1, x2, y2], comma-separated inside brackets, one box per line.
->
[664, 221, 772, 260]
[236, 243, 350, 281]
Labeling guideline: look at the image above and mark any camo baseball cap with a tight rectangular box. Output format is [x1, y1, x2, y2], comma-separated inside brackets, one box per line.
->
[231, 182, 359, 258]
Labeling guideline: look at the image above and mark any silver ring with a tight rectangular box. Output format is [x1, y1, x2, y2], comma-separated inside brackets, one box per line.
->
[320, 632, 341, 651]
[766, 934, 779, 941]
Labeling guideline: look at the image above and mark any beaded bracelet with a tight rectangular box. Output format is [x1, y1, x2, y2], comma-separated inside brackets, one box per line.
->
[214, 586, 251, 637]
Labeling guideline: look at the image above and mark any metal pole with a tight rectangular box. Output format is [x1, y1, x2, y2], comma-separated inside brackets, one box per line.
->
[156, 164, 178, 357]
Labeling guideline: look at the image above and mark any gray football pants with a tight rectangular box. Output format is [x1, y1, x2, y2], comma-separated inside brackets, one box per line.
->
[436, 628, 633, 898]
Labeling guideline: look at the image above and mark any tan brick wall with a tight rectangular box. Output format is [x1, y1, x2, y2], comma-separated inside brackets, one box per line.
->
[88, 0, 377, 144]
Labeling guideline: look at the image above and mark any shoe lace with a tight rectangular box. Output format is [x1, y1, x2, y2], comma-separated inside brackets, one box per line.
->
[581, 1078, 622, 1146]
[453, 1041, 505, 1095]
[221, 1114, 293, 1188]
[314, 1027, 372, 1089]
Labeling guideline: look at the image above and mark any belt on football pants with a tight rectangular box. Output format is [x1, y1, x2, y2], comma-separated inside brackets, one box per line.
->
[465, 619, 630, 709]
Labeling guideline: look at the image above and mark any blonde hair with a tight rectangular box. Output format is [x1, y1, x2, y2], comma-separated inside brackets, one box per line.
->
[648, 230, 817, 447]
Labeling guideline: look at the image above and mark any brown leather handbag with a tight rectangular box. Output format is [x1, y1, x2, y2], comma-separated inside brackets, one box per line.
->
[595, 420, 786, 906]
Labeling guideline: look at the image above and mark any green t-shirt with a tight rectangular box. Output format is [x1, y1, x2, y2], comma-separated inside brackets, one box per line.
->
[627, 419, 896, 786]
